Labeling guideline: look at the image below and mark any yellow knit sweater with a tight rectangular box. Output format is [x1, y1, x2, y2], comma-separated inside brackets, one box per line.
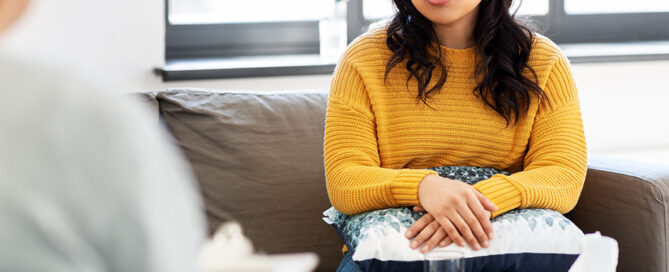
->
[323, 26, 587, 219]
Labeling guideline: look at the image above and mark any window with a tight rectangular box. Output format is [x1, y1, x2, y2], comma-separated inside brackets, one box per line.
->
[169, 1, 331, 23]
[351, 0, 669, 43]
[166, 0, 334, 59]
[543, 0, 669, 43]
[162, 0, 669, 80]
[565, 0, 669, 15]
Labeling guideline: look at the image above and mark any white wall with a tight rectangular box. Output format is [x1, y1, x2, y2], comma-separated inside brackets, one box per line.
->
[0, 0, 334, 93]
[0, 0, 164, 93]
[2, 0, 668, 165]
[572, 61, 669, 164]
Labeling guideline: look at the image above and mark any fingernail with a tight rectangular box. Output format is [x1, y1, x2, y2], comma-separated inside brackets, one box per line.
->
[473, 243, 480, 250]
[482, 241, 490, 248]
[405, 231, 412, 238]
[488, 232, 494, 240]
[421, 246, 429, 253]
[440, 241, 447, 247]
[410, 241, 417, 248]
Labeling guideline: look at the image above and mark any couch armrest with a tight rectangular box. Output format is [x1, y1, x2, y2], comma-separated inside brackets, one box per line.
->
[566, 153, 669, 272]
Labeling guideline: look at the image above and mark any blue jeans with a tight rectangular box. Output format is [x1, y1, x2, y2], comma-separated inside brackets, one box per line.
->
[336, 251, 363, 272]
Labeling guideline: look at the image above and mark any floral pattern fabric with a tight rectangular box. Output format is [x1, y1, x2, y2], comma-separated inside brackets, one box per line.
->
[323, 166, 576, 251]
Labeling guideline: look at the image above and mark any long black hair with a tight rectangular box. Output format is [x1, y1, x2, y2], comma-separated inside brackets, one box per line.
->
[385, 0, 549, 127]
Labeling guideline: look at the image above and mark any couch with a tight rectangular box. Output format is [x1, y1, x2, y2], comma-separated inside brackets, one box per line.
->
[132, 88, 669, 272]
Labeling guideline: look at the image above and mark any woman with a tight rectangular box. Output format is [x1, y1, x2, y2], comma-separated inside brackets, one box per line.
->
[323, 0, 587, 270]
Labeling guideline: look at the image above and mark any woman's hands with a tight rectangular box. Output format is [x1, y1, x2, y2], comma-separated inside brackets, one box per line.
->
[405, 206, 454, 253]
[407, 174, 497, 253]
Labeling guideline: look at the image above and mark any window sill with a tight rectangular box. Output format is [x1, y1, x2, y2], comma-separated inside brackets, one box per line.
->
[157, 40, 669, 81]
[158, 54, 336, 81]
[561, 40, 669, 63]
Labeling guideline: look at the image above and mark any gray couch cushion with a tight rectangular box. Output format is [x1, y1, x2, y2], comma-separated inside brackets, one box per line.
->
[155, 88, 341, 271]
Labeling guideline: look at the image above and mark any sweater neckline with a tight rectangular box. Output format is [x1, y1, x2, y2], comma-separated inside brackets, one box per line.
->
[432, 42, 478, 66]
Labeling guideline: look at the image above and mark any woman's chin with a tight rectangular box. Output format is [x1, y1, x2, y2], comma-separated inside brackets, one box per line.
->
[427, 16, 463, 26]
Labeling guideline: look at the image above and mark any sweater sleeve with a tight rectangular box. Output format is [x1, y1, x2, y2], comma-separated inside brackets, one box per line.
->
[472, 52, 588, 218]
[324, 56, 439, 215]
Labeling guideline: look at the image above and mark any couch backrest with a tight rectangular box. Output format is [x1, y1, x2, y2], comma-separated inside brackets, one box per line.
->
[148, 88, 341, 271]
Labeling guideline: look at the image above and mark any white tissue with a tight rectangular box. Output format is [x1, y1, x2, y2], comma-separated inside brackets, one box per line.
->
[197, 222, 272, 272]
[568, 232, 619, 272]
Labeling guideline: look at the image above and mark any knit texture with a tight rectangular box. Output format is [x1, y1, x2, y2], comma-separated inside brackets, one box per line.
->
[323, 26, 587, 219]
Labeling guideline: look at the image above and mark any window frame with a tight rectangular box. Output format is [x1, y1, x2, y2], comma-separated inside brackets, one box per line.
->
[165, 0, 321, 60]
[346, 0, 669, 44]
[162, 0, 669, 80]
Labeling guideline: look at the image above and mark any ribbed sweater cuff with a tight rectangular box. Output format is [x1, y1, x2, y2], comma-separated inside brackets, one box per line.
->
[472, 174, 522, 218]
[390, 169, 440, 206]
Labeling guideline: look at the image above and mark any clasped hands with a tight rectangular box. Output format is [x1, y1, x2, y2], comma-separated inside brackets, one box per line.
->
[405, 174, 497, 253]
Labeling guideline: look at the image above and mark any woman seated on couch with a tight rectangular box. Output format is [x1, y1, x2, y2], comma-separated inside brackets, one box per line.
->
[323, 0, 587, 270]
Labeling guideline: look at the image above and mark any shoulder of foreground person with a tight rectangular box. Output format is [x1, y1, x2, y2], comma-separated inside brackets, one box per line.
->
[0, 55, 207, 272]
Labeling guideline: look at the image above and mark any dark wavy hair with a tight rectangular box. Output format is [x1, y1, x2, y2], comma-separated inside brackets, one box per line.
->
[385, 0, 549, 127]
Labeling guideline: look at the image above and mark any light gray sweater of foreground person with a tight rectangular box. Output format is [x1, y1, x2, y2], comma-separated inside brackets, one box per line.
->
[0, 55, 207, 272]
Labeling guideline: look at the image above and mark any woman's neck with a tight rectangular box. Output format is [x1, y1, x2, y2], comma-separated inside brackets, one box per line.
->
[431, 6, 478, 49]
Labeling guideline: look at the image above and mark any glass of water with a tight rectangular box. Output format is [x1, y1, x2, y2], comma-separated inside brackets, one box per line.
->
[423, 250, 465, 272]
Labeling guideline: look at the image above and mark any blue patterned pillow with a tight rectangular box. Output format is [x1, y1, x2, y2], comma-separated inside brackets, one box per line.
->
[323, 166, 584, 272]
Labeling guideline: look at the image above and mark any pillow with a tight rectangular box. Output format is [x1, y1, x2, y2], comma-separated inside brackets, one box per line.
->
[323, 166, 584, 272]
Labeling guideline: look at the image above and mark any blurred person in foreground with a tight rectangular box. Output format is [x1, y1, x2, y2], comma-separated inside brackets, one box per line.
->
[0, 0, 207, 271]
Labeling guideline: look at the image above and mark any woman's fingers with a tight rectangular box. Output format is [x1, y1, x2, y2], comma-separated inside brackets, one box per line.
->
[421, 227, 447, 253]
[439, 236, 453, 247]
[434, 214, 466, 247]
[471, 189, 496, 240]
[414, 176, 497, 251]
[448, 209, 480, 250]
[413, 205, 426, 212]
[405, 213, 434, 239]
[410, 220, 440, 250]
[466, 192, 494, 242]
[461, 197, 491, 248]
[473, 189, 497, 212]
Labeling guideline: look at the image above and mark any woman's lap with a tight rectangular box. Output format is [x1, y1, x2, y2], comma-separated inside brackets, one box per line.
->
[336, 251, 363, 272]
